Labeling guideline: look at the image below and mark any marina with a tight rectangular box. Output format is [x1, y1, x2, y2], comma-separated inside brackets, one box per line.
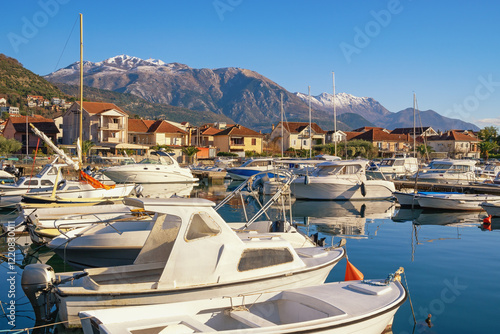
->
[1, 179, 499, 333]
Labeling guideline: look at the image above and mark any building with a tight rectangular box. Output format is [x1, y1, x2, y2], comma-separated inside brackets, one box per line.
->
[213, 124, 263, 157]
[350, 128, 412, 157]
[1, 106, 20, 115]
[128, 119, 189, 146]
[270, 121, 326, 152]
[0, 97, 6, 106]
[62, 102, 129, 149]
[426, 130, 480, 159]
[391, 127, 438, 137]
[2, 115, 59, 153]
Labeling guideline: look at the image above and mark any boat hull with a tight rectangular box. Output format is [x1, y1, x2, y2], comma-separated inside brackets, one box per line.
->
[103, 168, 196, 184]
[56, 254, 343, 327]
[417, 194, 500, 211]
[291, 179, 395, 200]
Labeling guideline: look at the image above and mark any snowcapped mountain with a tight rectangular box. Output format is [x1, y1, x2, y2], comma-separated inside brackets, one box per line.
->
[45, 55, 479, 132]
[295, 92, 391, 124]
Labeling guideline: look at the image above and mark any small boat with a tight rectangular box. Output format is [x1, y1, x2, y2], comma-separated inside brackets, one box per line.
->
[290, 160, 395, 200]
[102, 151, 198, 184]
[0, 159, 64, 193]
[393, 190, 462, 207]
[417, 192, 500, 211]
[79, 268, 407, 334]
[480, 202, 500, 217]
[410, 159, 477, 185]
[22, 197, 345, 328]
[366, 156, 419, 180]
[226, 157, 276, 180]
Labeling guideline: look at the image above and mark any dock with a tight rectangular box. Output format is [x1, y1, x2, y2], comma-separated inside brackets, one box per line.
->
[393, 180, 500, 195]
[191, 170, 227, 185]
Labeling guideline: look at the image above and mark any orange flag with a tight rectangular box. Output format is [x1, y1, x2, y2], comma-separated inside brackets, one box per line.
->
[345, 259, 364, 281]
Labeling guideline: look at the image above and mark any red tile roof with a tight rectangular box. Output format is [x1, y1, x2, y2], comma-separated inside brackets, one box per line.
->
[280, 122, 326, 134]
[428, 130, 480, 142]
[351, 129, 411, 142]
[75, 101, 127, 115]
[8, 115, 59, 134]
[214, 124, 262, 137]
[201, 127, 222, 136]
[128, 119, 187, 134]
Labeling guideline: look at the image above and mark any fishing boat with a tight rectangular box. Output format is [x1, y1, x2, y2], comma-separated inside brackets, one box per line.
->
[79, 268, 407, 334]
[410, 159, 477, 185]
[22, 197, 345, 328]
[102, 151, 198, 184]
[290, 160, 395, 200]
[416, 192, 500, 211]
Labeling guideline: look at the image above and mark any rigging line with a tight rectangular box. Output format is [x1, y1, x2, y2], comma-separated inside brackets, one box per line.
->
[53, 16, 79, 73]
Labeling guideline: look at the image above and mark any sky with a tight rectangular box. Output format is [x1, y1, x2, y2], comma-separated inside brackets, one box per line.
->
[1, 0, 499, 128]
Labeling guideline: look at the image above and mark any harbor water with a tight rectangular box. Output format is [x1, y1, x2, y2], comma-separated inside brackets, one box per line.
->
[1, 181, 499, 333]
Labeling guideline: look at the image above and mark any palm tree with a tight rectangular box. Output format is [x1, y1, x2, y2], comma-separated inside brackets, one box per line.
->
[82, 140, 96, 159]
[478, 141, 499, 161]
[182, 146, 200, 164]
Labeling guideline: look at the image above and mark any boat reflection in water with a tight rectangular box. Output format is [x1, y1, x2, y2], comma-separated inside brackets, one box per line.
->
[393, 208, 482, 226]
[292, 200, 396, 239]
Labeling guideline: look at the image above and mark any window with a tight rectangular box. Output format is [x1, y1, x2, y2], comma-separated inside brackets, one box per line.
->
[238, 248, 294, 271]
[251, 138, 256, 145]
[303, 140, 307, 145]
[185, 212, 221, 241]
[40, 180, 53, 186]
[26, 180, 38, 186]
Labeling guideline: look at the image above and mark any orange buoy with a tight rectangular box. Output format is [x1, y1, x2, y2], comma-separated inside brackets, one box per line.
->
[345, 259, 364, 281]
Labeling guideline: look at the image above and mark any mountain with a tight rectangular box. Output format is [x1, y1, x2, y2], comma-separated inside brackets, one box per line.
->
[45, 55, 366, 131]
[296, 92, 479, 132]
[54, 83, 233, 126]
[0, 54, 65, 98]
[384, 108, 480, 132]
[295, 92, 391, 124]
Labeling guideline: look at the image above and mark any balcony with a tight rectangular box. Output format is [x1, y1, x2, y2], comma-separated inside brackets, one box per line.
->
[99, 123, 123, 130]
[102, 137, 121, 143]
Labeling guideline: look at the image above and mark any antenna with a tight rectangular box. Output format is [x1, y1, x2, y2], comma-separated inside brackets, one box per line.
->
[308, 86, 312, 159]
[333, 72, 337, 156]
[280, 92, 284, 158]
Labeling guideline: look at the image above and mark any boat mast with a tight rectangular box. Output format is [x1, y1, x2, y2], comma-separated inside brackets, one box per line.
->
[280, 92, 284, 158]
[413, 92, 416, 158]
[308, 86, 312, 159]
[79, 13, 83, 169]
[332, 72, 337, 156]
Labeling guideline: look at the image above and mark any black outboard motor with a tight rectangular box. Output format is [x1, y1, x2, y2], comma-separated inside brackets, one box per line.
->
[311, 232, 326, 247]
[21, 264, 56, 322]
[270, 220, 285, 232]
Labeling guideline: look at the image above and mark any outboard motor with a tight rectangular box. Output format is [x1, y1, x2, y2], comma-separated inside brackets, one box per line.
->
[310, 232, 326, 247]
[21, 264, 56, 322]
[270, 220, 285, 232]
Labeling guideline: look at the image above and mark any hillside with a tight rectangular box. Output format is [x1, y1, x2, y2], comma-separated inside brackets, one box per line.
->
[55, 83, 234, 126]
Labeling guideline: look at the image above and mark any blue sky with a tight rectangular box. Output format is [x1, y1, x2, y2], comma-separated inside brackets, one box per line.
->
[1, 0, 499, 128]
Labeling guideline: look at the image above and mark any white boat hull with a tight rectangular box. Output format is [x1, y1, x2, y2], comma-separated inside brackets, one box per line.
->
[481, 202, 500, 217]
[104, 167, 196, 184]
[418, 194, 500, 211]
[58, 255, 343, 327]
[291, 178, 395, 200]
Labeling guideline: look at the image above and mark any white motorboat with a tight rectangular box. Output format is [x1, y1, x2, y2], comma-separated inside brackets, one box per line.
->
[79, 269, 407, 334]
[366, 156, 419, 180]
[0, 159, 65, 193]
[417, 192, 500, 211]
[22, 197, 345, 328]
[290, 160, 395, 200]
[476, 162, 500, 182]
[226, 157, 276, 180]
[411, 159, 477, 185]
[102, 151, 198, 184]
[393, 190, 462, 207]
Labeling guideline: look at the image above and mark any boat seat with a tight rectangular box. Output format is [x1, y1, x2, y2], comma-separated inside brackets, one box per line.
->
[177, 316, 215, 332]
[229, 309, 277, 328]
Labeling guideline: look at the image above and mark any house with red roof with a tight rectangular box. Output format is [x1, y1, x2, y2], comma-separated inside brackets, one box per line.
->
[270, 121, 326, 152]
[349, 128, 412, 157]
[2, 115, 59, 153]
[213, 124, 263, 156]
[62, 102, 129, 148]
[128, 119, 188, 147]
[426, 130, 480, 159]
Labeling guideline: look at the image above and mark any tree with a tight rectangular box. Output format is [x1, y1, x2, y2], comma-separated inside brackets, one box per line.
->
[0, 137, 22, 155]
[182, 146, 200, 164]
[82, 140, 96, 159]
[416, 144, 434, 159]
[478, 141, 499, 161]
[478, 126, 498, 142]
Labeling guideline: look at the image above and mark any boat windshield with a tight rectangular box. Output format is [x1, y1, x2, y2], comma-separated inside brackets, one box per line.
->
[380, 160, 395, 167]
[138, 157, 174, 165]
[428, 163, 472, 173]
[316, 164, 362, 176]
[241, 159, 272, 167]
[35, 164, 58, 177]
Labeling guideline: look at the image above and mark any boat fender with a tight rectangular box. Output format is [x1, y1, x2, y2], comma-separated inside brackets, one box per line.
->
[135, 184, 144, 198]
[482, 215, 492, 231]
[304, 175, 310, 185]
[360, 182, 367, 197]
[360, 203, 366, 218]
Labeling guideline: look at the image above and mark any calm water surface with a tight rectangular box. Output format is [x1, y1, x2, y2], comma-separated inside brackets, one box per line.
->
[1, 181, 499, 333]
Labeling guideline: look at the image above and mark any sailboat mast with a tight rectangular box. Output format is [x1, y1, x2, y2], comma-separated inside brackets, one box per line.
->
[280, 92, 284, 158]
[413, 93, 416, 158]
[332, 72, 337, 157]
[308, 86, 312, 159]
[79, 13, 83, 168]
